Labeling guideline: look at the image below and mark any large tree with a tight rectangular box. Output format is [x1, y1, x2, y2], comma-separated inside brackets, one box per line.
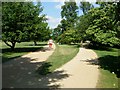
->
[2, 2, 49, 50]
[85, 2, 120, 46]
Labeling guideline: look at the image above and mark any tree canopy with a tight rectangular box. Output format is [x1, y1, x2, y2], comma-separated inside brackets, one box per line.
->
[2, 2, 50, 50]
[54, 0, 78, 44]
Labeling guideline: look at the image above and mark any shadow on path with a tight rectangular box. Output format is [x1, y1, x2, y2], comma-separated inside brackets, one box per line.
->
[2, 53, 69, 88]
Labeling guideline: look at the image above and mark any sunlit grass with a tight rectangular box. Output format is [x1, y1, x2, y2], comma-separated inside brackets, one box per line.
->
[46, 44, 79, 72]
[94, 48, 119, 88]
[1, 41, 47, 63]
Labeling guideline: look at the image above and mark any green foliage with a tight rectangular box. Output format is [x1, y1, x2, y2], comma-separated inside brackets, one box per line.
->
[85, 5, 120, 46]
[94, 48, 119, 88]
[2, 2, 50, 50]
[61, 0, 78, 24]
[58, 28, 77, 44]
[76, 14, 93, 42]
[79, 1, 94, 14]
[53, 0, 78, 44]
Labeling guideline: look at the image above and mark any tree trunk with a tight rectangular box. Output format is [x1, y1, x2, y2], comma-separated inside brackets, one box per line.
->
[4, 41, 16, 51]
[34, 41, 37, 46]
[11, 42, 16, 51]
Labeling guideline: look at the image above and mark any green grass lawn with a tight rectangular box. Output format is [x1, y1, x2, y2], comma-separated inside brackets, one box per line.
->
[94, 48, 120, 88]
[1, 41, 47, 63]
[47, 44, 79, 72]
[37, 44, 79, 75]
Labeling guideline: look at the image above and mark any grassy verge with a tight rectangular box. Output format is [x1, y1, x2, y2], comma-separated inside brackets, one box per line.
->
[46, 44, 79, 72]
[94, 48, 120, 88]
[1, 41, 47, 63]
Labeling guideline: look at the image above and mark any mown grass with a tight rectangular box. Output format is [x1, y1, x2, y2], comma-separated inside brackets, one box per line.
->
[93, 48, 120, 88]
[46, 44, 79, 72]
[1, 41, 47, 63]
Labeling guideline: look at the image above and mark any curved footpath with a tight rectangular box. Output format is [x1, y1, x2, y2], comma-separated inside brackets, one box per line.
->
[51, 47, 99, 88]
[2, 45, 99, 88]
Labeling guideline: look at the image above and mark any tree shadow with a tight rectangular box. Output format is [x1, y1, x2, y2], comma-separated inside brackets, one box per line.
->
[85, 55, 120, 78]
[2, 47, 43, 53]
[29, 44, 47, 46]
[85, 58, 99, 65]
[2, 56, 69, 89]
[87, 44, 114, 51]
[98, 55, 120, 78]
[2, 46, 53, 63]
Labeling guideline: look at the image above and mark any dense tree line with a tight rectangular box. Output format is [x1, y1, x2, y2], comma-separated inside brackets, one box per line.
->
[2, 2, 50, 50]
[53, 1, 120, 47]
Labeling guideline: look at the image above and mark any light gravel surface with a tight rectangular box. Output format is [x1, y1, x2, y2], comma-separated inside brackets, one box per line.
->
[51, 48, 99, 88]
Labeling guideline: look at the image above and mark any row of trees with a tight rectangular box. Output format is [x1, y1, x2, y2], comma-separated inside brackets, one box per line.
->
[53, 1, 120, 47]
[2, 2, 50, 50]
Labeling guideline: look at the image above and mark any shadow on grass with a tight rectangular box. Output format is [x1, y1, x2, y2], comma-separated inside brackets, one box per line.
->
[87, 44, 115, 51]
[86, 55, 120, 78]
[2, 56, 69, 88]
[2, 47, 43, 53]
[29, 44, 47, 46]
[2, 47, 43, 63]
[2, 56, 22, 63]
[98, 55, 120, 78]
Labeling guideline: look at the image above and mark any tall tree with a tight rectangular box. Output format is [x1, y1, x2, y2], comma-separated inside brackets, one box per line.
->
[2, 2, 29, 50]
[28, 2, 49, 45]
[61, 0, 78, 28]
[57, 0, 78, 44]
[76, 1, 93, 45]
[2, 2, 48, 50]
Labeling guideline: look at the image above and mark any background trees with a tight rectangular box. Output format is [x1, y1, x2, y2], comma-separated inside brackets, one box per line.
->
[2, 1, 120, 50]
[53, 1, 120, 47]
[2, 2, 50, 50]
[54, 0, 78, 44]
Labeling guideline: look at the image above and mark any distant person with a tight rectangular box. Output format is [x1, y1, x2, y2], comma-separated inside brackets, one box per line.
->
[48, 38, 53, 49]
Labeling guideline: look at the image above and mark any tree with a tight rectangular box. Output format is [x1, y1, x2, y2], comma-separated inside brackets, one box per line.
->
[79, 1, 94, 14]
[26, 2, 50, 45]
[76, 14, 93, 43]
[76, 2, 120, 47]
[75, 1, 93, 45]
[2, 2, 49, 50]
[57, 0, 78, 44]
[2, 2, 30, 50]
[85, 4, 120, 46]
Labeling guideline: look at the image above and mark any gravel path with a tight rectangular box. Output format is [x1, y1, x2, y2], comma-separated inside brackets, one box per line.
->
[51, 47, 99, 88]
[2, 46, 99, 88]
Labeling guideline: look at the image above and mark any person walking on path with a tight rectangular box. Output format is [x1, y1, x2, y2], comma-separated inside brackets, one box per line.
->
[48, 38, 53, 49]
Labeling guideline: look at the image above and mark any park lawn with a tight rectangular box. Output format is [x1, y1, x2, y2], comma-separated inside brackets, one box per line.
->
[46, 44, 79, 72]
[1, 41, 47, 63]
[94, 48, 120, 88]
